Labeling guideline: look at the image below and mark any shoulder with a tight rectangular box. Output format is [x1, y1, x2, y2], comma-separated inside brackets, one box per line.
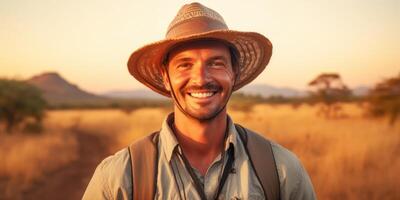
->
[97, 148, 132, 187]
[269, 141, 304, 183]
[269, 141, 303, 180]
[242, 127, 316, 200]
[83, 148, 132, 200]
[269, 141, 316, 199]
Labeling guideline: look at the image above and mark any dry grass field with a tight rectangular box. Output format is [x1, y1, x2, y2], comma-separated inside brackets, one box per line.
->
[0, 118, 79, 198]
[0, 103, 399, 199]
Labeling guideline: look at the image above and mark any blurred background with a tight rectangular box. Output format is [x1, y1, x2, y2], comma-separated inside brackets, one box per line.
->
[0, 0, 399, 199]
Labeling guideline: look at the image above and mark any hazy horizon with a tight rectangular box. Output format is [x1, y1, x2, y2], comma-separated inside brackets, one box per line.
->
[1, 0, 399, 93]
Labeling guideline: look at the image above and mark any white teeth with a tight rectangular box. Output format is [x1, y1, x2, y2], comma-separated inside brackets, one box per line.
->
[190, 92, 214, 98]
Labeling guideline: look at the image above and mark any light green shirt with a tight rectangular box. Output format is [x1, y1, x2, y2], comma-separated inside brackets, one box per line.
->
[83, 114, 316, 200]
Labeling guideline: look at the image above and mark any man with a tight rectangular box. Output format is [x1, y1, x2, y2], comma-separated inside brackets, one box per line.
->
[83, 2, 316, 200]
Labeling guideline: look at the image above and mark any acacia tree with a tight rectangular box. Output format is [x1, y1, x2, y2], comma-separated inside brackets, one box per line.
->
[308, 73, 351, 118]
[0, 79, 46, 133]
[367, 73, 400, 125]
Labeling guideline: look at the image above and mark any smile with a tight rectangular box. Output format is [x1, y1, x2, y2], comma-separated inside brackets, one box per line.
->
[188, 92, 216, 98]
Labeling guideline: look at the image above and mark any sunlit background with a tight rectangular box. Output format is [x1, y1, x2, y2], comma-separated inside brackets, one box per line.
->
[1, 1, 400, 199]
[1, 0, 399, 93]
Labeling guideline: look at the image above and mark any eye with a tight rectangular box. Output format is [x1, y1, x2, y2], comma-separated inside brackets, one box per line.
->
[176, 62, 192, 69]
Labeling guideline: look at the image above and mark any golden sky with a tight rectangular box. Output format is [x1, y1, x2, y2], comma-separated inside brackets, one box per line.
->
[0, 0, 399, 93]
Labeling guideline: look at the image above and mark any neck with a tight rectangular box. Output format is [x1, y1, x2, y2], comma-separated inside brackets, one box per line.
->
[172, 107, 228, 170]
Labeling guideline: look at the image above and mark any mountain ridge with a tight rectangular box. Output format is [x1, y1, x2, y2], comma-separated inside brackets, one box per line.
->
[26, 72, 370, 105]
[103, 84, 370, 99]
[27, 72, 106, 105]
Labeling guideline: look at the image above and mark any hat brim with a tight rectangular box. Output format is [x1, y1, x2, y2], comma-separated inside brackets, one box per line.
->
[127, 30, 272, 97]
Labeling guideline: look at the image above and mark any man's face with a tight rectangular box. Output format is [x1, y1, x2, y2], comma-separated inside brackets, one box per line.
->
[163, 40, 235, 121]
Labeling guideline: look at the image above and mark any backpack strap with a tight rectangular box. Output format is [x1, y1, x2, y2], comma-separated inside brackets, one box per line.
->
[235, 124, 281, 200]
[128, 132, 160, 200]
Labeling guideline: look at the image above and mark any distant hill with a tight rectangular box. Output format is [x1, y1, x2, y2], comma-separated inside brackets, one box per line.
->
[26, 72, 370, 106]
[352, 86, 370, 96]
[102, 89, 168, 100]
[239, 84, 307, 97]
[238, 84, 370, 98]
[27, 72, 107, 105]
[103, 84, 307, 99]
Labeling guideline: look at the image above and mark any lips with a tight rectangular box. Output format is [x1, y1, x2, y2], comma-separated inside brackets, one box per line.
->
[184, 82, 221, 97]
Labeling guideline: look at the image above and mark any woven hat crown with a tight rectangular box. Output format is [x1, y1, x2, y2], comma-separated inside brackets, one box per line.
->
[166, 3, 228, 39]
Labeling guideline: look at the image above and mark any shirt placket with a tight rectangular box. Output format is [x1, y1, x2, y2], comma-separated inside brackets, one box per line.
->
[192, 152, 228, 200]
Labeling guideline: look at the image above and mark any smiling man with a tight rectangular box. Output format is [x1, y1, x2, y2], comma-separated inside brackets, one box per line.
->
[83, 2, 316, 200]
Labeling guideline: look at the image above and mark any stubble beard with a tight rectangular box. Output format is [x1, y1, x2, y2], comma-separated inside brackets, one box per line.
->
[178, 89, 232, 122]
[183, 103, 227, 122]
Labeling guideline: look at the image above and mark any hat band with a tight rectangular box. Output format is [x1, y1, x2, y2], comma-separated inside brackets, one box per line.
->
[166, 17, 228, 39]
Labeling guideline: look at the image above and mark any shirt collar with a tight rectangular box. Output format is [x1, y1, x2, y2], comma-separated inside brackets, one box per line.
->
[159, 113, 239, 162]
[159, 113, 179, 162]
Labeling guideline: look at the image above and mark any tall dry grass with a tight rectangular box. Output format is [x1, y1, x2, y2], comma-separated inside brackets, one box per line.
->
[0, 109, 130, 198]
[1, 104, 398, 199]
[45, 108, 171, 151]
[229, 103, 400, 200]
[0, 126, 78, 198]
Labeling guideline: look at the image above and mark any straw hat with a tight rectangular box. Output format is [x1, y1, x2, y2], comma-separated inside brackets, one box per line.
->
[127, 2, 272, 97]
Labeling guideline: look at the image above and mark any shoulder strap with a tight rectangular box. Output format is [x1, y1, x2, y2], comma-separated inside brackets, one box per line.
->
[235, 124, 281, 200]
[128, 132, 159, 200]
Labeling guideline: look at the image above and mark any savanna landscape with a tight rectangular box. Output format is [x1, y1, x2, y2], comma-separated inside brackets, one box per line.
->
[1, 103, 399, 199]
[2, 1, 399, 199]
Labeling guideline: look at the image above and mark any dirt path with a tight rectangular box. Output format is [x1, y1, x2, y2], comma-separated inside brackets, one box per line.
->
[22, 131, 111, 200]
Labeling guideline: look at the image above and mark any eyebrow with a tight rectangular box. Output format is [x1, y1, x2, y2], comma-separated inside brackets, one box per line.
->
[170, 55, 229, 65]
[208, 56, 228, 63]
[172, 57, 194, 63]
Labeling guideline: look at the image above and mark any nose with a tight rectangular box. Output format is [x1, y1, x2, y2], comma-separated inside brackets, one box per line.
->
[190, 61, 210, 85]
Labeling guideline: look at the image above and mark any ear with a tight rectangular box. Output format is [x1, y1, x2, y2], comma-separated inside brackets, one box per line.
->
[161, 65, 171, 92]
